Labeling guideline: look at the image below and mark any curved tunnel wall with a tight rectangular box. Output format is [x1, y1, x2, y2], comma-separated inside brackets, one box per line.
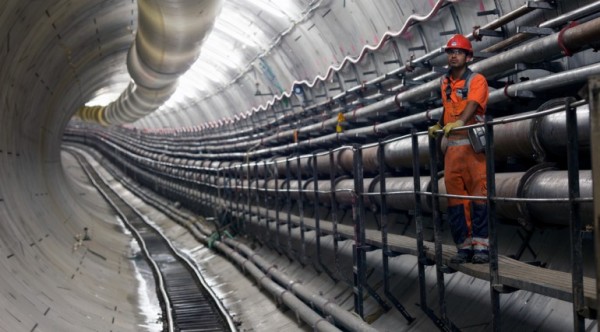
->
[66, 1, 600, 328]
[0, 2, 145, 328]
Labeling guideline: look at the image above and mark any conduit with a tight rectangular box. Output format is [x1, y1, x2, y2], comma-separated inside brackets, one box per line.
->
[222, 238, 380, 332]
[193, 1, 594, 139]
[68, 134, 594, 228]
[181, 211, 377, 332]
[212, 61, 600, 160]
[241, 169, 593, 227]
[195, 14, 600, 151]
[483, 0, 600, 53]
[389, 16, 600, 103]
[248, 96, 590, 176]
[99, 159, 373, 332]
[78, 0, 223, 125]
[211, 240, 344, 332]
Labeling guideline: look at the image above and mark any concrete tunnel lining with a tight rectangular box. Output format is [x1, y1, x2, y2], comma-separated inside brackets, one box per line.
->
[1, 0, 600, 330]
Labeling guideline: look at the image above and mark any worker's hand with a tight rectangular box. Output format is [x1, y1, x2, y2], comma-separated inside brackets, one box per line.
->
[443, 120, 464, 137]
[427, 123, 442, 138]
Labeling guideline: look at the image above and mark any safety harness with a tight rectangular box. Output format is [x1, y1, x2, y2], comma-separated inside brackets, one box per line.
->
[439, 68, 474, 126]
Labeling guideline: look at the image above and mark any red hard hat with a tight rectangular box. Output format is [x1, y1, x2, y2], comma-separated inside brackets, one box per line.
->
[446, 34, 473, 53]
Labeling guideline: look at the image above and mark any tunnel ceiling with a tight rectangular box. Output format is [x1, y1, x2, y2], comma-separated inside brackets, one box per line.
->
[85, 0, 326, 128]
[4, 0, 504, 135]
[3, 0, 591, 142]
[138, 0, 463, 128]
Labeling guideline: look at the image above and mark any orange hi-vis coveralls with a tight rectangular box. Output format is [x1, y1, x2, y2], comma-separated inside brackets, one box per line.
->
[440, 69, 489, 254]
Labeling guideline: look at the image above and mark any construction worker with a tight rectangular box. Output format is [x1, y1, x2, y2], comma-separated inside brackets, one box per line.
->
[428, 34, 489, 264]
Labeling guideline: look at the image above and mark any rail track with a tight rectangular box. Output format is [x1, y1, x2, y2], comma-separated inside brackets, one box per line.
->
[68, 147, 235, 332]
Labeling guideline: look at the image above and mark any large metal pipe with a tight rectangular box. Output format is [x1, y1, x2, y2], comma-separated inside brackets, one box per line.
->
[198, 0, 546, 136]
[80, 0, 223, 125]
[380, 104, 590, 171]
[338, 17, 600, 126]
[189, 8, 600, 142]
[79, 98, 590, 178]
[121, 140, 593, 230]
[484, 1, 600, 52]
[251, 169, 593, 227]
[214, 241, 343, 332]
[277, 62, 600, 164]
[173, 60, 600, 161]
[196, 17, 600, 156]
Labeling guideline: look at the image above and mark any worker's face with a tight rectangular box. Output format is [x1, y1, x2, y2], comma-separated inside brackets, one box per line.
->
[446, 48, 469, 69]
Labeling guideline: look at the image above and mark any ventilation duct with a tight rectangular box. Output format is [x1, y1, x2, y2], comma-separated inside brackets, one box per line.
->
[78, 0, 223, 125]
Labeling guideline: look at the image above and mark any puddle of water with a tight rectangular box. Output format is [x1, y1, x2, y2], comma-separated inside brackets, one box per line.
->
[131, 238, 163, 332]
[117, 212, 163, 332]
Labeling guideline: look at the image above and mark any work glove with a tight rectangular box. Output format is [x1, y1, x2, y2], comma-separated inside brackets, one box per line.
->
[442, 120, 464, 137]
[427, 123, 442, 138]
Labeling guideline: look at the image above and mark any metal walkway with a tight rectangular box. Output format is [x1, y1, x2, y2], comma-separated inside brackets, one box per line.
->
[227, 200, 598, 312]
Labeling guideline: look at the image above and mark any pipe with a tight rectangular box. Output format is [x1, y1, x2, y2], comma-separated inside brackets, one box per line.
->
[159, 58, 600, 160]
[380, 104, 590, 171]
[321, 18, 600, 151]
[115, 143, 592, 230]
[196, 0, 543, 135]
[222, 239, 379, 332]
[79, 0, 223, 125]
[214, 241, 343, 332]
[66, 125, 595, 227]
[100, 165, 344, 332]
[363, 16, 600, 118]
[206, 97, 589, 175]
[183, 1, 589, 139]
[484, 0, 600, 53]
[97, 155, 374, 332]
[268, 62, 600, 160]
[252, 169, 593, 227]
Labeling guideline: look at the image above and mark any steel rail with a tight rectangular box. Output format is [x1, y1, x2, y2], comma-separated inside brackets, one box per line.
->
[65, 146, 235, 332]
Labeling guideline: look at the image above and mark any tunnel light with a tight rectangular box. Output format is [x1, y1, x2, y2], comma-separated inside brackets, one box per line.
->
[85, 91, 121, 107]
[85, 81, 130, 106]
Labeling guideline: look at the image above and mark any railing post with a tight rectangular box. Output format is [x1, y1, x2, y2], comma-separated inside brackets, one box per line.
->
[427, 134, 451, 328]
[285, 157, 294, 259]
[352, 144, 366, 319]
[296, 154, 306, 264]
[587, 76, 600, 317]
[566, 99, 585, 331]
[410, 131, 428, 305]
[484, 116, 500, 331]
[312, 152, 323, 271]
[253, 162, 262, 243]
[380, 136, 414, 323]
[312, 151, 338, 280]
[236, 164, 244, 233]
[274, 160, 282, 253]
[263, 160, 271, 248]
[329, 149, 341, 278]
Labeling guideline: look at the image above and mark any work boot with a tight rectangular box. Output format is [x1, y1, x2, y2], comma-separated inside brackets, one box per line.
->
[450, 249, 472, 264]
[472, 251, 489, 264]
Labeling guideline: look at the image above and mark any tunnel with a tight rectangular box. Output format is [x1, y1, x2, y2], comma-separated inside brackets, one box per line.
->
[1, 0, 600, 331]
